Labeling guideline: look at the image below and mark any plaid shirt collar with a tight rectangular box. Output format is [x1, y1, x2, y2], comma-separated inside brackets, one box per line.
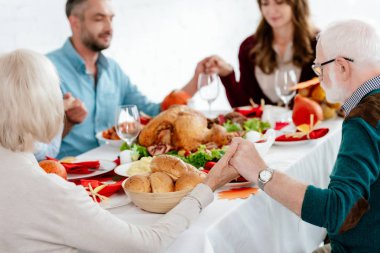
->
[342, 75, 380, 115]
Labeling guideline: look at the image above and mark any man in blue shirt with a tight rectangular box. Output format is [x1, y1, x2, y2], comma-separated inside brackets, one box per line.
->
[48, 0, 199, 158]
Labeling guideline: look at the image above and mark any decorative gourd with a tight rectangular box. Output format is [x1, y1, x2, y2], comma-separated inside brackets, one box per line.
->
[161, 90, 191, 111]
[39, 160, 67, 180]
[296, 78, 341, 119]
[292, 94, 324, 126]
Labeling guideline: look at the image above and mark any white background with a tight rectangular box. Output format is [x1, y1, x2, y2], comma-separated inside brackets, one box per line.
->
[0, 0, 378, 110]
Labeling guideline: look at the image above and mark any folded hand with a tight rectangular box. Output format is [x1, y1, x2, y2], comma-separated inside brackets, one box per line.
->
[229, 138, 267, 183]
[203, 138, 240, 191]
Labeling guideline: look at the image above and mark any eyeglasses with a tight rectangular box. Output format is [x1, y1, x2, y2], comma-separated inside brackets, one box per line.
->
[312, 57, 354, 81]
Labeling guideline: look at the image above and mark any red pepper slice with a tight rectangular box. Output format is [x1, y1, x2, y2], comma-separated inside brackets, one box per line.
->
[204, 161, 216, 170]
[140, 117, 151, 125]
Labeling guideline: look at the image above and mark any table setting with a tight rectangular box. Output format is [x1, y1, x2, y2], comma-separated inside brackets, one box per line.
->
[35, 76, 344, 253]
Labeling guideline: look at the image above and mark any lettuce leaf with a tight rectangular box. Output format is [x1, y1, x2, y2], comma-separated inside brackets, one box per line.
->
[223, 120, 242, 132]
[243, 118, 271, 133]
[120, 143, 149, 161]
[185, 145, 226, 168]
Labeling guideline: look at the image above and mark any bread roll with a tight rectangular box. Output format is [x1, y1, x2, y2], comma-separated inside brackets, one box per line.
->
[150, 155, 188, 180]
[185, 163, 207, 179]
[175, 173, 203, 191]
[124, 175, 151, 193]
[149, 172, 174, 193]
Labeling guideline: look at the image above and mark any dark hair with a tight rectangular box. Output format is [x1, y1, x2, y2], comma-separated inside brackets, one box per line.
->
[251, 0, 315, 74]
[65, 0, 87, 18]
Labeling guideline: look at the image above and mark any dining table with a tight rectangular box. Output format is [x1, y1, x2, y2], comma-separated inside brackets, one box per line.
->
[77, 117, 343, 253]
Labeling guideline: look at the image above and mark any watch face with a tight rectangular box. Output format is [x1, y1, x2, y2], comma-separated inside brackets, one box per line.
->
[260, 170, 272, 182]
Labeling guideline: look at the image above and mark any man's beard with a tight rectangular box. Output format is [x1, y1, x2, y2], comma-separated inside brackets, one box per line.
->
[322, 70, 349, 103]
[81, 31, 111, 52]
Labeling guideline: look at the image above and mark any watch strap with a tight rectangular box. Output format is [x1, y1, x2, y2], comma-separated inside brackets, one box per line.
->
[258, 168, 274, 191]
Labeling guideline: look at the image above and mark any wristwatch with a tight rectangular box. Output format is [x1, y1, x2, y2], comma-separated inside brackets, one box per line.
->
[258, 168, 274, 191]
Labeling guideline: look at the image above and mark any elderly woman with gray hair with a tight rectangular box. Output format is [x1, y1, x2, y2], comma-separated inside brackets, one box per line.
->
[0, 50, 240, 253]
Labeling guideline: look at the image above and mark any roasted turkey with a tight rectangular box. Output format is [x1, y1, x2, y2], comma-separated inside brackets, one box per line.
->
[138, 105, 231, 154]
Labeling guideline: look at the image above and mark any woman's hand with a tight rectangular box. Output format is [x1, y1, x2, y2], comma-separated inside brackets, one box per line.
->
[182, 56, 234, 96]
[203, 139, 240, 191]
[204, 55, 234, 77]
[229, 138, 268, 183]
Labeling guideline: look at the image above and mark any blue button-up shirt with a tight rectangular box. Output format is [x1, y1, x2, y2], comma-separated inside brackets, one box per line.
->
[47, 39, 161, 158]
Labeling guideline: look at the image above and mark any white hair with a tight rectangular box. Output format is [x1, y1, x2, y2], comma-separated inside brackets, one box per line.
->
[318, 19, 380, 65]
[0, 49, 64, 152]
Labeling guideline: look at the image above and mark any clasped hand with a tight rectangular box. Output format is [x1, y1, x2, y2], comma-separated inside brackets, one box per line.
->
[204, 138, 268, 191]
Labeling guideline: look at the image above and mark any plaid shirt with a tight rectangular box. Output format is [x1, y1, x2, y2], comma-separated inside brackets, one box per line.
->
[342, 75, 380, 115]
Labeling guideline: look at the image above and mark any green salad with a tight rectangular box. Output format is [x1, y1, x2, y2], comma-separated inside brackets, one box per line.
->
[120, 143, 150, 161]
[243, 118, 271, 133]
[168, 145, 227, 168]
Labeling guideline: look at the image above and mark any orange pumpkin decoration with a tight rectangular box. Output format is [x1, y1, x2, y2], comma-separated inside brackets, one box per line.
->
[292, 94, 323, 126]
[161, 90, 191, 111]
[39, 160, 67, 180]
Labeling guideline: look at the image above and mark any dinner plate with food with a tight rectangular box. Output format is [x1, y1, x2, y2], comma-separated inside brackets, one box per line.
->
[67, 160, 117, 180]
[96, 128, 124, 147]
[114, 157, 153, 177]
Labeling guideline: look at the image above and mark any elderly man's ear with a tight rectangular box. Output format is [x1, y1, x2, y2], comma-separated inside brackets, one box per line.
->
[335, 57, 351, 81]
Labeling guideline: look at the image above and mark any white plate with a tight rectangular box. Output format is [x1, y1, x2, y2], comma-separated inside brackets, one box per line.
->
[99, 192, 131, 209]
[225, 181, 253, 187]
[274, 139, 315, 146]
[114, 162, 152, 177]
[67, 160, 117, 180]
[199, 110, 230, 118]
[96, 131, 124, 147]
[246, 129, 276, 157]
[114, 163, 132, 177]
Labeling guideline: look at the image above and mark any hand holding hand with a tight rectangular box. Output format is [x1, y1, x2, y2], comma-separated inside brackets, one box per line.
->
[204, 55, 233, 77]
[203, 138, 240, 191]
[229, 138, 268, 183]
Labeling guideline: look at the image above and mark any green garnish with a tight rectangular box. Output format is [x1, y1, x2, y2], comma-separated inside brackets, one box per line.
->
[223, 120, 242, 132]
[243, 118, 271, 133]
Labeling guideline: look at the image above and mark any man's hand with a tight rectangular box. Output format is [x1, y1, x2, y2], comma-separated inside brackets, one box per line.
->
[229, 138, 268, 183]
[203, 138, 240, 191]
[62, 92, 88, 137]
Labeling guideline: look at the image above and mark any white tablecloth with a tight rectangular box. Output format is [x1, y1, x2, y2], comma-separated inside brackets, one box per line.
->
[78, 118, 343, 253]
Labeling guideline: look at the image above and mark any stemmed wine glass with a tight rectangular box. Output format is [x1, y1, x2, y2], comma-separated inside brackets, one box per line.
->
[197, 73, 220, 116]
[115, 105, 141, 147]
[274, 68, 297, 121]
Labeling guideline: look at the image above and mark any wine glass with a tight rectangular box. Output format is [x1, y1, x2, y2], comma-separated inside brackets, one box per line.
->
[197, 73, 220, 116]
[275, 68, 297, 109]
[115, 105, 141, 147]
[274, 68, 297, 121]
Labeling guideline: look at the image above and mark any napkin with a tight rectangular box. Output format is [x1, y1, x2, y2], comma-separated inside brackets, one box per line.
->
[234, 106, 263, 118]
[275, 128, 329, 142]
[46, 157, 100, 174]
[274, 122, 290, 130]
[80, 178, 124, 202]
[218, 187, 259, 200]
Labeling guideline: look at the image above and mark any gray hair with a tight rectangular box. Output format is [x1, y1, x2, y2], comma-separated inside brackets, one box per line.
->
[318, 19, 380, 65]
[0, 50, 64, 152]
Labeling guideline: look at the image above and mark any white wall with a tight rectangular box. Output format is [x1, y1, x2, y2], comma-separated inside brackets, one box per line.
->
[0, 0, 379, 110]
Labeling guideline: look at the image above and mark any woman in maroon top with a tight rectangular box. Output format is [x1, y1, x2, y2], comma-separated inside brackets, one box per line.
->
[188, 0, 317, 107]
